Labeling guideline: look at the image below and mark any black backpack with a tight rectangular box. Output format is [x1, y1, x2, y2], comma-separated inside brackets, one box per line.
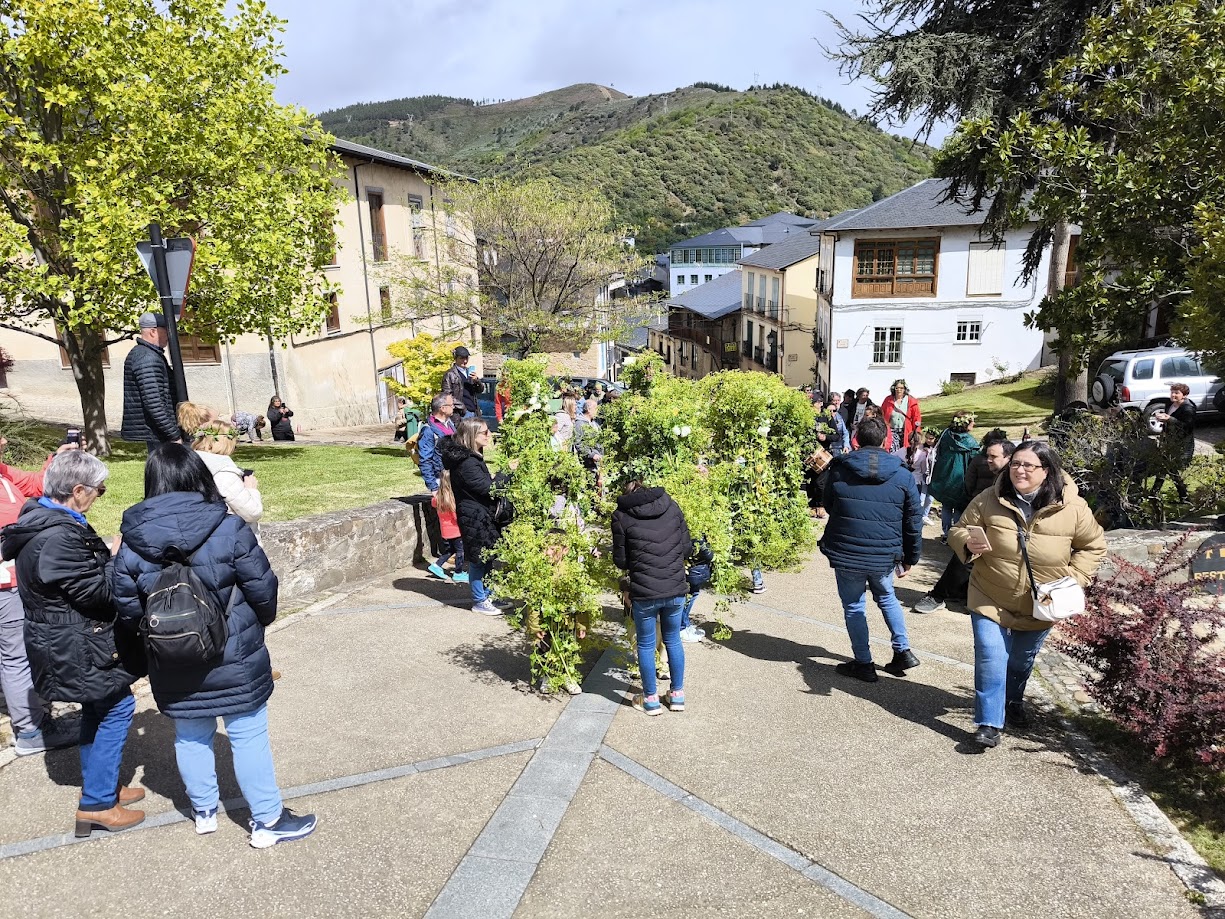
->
[142, 548, 237, 668]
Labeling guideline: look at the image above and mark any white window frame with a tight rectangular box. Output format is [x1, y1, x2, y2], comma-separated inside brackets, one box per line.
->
[955, 318, 983, 344]
[871, 325, 903, 365]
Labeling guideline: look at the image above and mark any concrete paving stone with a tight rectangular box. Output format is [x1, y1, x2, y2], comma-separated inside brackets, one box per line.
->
[425, 855, 537, 919]
[468, 792, 572, 864]
[0, 751, 530, 918]
[513, 748, 595, 802]
[605, 598, 1199, 919]
[543, 706, 616, 754]
[514, 759, 874, 919]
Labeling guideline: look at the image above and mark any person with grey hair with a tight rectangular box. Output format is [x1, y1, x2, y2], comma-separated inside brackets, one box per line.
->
[2, 450, 145, 836]
[573, 398, 603, 474]
[121, 311, 182, 452]
[0, 435, 82, 756]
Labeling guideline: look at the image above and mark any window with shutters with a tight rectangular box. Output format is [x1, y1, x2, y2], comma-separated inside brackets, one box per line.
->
[966, 242, 1005, 296]
[175, 312, 220, 364]
[853, 238, 939, 298]
[367, 190, 387, 262]
[57, 327, 110, 370]
[325, 293, 341, 335]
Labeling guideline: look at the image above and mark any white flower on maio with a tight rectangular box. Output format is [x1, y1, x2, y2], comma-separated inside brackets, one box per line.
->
[757, 425, 770, 436]
[735, 455, 746, 466]
[671, 425, 682, 436]
[623, 356, 636, 366]
[680, 425, 691, 437]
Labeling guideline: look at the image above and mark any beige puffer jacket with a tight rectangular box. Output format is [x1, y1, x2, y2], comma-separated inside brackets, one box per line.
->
[948, 476, 1106, 631]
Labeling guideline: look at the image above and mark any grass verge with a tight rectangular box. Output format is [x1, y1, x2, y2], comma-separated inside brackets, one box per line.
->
[0, 425, 422, 535]
[920, 374, 1054, 440]
[1070, 709, 1225, 876]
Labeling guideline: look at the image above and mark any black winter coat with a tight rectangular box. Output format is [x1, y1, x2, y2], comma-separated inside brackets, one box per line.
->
[2, 501, 142, 702]
[440, 439, 503, 564]
[612, 487, 693, 601]
[113, 493, 278, 719]
[268, 405, 295, 440]
[120, 339, 181, 443]
[820, 447, 923, 573]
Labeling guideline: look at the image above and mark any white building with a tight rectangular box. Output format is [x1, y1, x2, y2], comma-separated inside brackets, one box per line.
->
[668, 212, 817, 297]
[814, 180, 1060, 399]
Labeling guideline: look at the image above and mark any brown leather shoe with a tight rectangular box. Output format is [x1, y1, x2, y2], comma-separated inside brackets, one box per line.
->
[117, 785, 145, 805]
[271, 670, 282, 681]
[75, 804, 145, 837]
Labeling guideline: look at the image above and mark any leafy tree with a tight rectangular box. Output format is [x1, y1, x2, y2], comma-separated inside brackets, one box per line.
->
[0, 0, 346, 452]
[831, 0, 1110, 408]
[951, 0, 1225, 370]
[380, 177, 650, 357]
[383, 333, 458, 410]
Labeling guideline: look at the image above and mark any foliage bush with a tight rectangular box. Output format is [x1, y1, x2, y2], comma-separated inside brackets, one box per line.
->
[1057, 537, 1225, 771]
[939, 378, 967, 396]
[385, 333, 460, 409]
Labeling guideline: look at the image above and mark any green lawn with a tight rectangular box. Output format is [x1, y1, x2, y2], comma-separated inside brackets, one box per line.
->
[1, 427, 422, 536]
[919, 374, 1055, 440]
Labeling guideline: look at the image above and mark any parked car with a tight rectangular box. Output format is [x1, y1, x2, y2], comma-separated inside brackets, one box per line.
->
[1090, 346, 1224, 432]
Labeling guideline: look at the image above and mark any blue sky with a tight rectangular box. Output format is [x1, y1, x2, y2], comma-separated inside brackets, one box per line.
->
[260, 0, 948, 143]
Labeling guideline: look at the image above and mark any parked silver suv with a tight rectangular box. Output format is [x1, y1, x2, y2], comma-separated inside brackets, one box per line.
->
[1090, 346, 1224, 431]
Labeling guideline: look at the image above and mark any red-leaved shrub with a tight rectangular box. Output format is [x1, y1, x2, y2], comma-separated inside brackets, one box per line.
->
[1056, 534, 1225, 770]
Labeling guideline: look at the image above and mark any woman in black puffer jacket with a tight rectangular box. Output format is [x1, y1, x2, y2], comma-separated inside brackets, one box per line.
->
[440, 417, 508, 617]
[2, 450, 145, 837]
[113, 445, 315, 848]
[267, 396, 295, 441]
[612, 482, 693, 716]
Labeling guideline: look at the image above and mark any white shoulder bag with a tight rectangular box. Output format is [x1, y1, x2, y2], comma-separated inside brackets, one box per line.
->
[1016, 521, 1085, 622]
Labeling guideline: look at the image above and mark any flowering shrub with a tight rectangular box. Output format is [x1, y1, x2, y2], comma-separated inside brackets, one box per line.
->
[385, 333, 461, 409]
[1056, 536, 1225, 770]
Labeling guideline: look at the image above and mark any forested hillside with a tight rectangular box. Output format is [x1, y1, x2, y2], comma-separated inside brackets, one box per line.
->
[321, 83, 931, 252]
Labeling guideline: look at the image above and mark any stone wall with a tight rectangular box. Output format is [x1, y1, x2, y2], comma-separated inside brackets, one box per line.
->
[1103, 523, 1213, 569]
[260, 496, 435, 600]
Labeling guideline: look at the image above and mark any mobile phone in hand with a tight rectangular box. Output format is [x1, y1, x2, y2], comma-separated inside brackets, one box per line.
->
[242, 468, 255, 478]
[64, 428, 80, 446]
[966, 525, 991, 551]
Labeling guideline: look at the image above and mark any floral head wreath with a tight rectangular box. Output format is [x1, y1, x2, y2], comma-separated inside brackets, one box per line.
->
[891, 378, 909, 394]
[951, 411, 976, 431]
[192, 424, 238, 440]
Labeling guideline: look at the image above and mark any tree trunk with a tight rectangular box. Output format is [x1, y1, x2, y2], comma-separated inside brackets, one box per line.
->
[266, 334, 281, 400]
[1045, 219, 1089, 411]
[61, 324, 111, 456]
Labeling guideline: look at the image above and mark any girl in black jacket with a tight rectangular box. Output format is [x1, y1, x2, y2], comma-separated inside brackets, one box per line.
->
[440, 417, 507, 616]
[1, 451, 145, 837]
[113, 446, 315, 848]
[612, 482, 693, 715]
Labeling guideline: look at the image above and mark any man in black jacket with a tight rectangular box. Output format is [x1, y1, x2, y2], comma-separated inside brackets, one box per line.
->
[442, 346, 483, 420]
[120, 313, 181, 452]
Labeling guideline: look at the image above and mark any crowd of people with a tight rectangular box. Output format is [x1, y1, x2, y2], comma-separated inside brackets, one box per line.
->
[801, 379, 1108, 747]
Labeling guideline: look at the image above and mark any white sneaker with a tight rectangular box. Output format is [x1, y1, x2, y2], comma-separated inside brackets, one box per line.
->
[194, 807, 218, 835]
[679, 626, 705, 643]
[472, 599, 504, 616]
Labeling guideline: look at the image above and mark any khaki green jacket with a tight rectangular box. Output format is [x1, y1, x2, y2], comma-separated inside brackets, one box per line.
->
[948, 477, 1106, 631]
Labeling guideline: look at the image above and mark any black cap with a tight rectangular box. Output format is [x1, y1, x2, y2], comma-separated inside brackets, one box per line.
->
[453, 346, 470, 359]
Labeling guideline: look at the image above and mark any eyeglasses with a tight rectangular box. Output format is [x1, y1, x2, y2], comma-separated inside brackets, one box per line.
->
[1009, 461, 1043, 472]
[95, 484, 106, 496]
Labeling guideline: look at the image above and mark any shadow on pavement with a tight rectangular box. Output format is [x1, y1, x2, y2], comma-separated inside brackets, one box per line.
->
[40, 708, 248, 827]
[390, 575, 475, 609]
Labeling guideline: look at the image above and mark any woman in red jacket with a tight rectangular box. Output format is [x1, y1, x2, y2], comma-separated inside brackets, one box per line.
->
[881, 379, 921, 456]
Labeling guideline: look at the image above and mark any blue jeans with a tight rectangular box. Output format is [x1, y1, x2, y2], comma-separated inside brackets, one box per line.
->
[468, 557, 491, 603]
[918, 483, 934, 519]
[79, 690, 135, 810]
[631, 596, 685, 697]
[970, 613, 1050, 728]
[941, 503, 963, 537]
[681, 590, 698, 628]
[437, 537, 465, 570]
[174, 703, 283, 825]
[833, 568, 911, 664]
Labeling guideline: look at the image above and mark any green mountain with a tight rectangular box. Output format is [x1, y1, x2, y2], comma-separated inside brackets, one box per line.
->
[319, 83, 933, 253]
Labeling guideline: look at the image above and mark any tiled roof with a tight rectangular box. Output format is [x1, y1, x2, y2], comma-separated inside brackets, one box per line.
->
[737, 232, 821, 269]
[745, 211, 818, 228]
[328, 137, 465, 180]
[821, 179, 993, 231]
[670, 212, 820, 250]
[666, 270, 743, 319]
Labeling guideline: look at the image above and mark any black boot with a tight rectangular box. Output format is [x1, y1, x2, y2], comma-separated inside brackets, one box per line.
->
[1005, 701, 1031, 729]
[972, 725, 1001, 748]
[882, 649, 920, 676]
[834, 660, 879, 683]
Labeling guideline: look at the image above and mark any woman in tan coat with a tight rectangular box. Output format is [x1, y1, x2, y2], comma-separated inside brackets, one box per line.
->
[949, 441, 1106, 748]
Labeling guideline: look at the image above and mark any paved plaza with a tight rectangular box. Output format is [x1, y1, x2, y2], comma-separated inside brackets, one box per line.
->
[0, 526, 1212, 918]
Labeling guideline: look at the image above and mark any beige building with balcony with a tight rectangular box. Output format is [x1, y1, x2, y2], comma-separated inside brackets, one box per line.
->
[737, 233, 822, 388]
[0, 138, 479, 432]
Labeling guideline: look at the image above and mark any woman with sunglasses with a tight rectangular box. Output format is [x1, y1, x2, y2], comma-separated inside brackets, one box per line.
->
[948, 441, 1106, 749]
